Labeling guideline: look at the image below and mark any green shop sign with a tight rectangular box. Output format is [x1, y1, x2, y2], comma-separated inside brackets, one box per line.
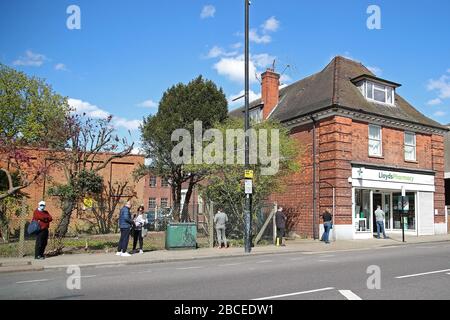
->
[378, 172, 414, 183]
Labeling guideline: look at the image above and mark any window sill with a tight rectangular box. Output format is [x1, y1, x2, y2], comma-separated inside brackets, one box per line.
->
[404, 160, 418, 164]
[369, 155, 384, 159]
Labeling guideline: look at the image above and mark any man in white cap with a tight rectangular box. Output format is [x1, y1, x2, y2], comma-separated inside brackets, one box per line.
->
[33, 200, 53, 259]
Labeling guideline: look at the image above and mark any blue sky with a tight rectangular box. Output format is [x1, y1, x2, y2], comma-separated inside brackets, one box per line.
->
[1, 0, 449, 149]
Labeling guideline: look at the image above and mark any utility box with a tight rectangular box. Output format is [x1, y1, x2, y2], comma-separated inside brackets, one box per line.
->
[165, 223, 197, 250]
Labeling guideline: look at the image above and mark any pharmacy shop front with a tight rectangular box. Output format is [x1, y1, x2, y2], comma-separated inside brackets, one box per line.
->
[351, 165, 436, 239]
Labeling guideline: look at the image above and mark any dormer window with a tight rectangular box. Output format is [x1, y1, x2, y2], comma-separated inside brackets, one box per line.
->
[353, 75, 400, 106]
[358, 81, 395, 105]
[249, 107, 263, 124]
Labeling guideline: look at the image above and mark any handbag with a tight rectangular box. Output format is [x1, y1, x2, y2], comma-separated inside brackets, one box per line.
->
[141, 227, 148, 237]
[27, 220, 41, 235]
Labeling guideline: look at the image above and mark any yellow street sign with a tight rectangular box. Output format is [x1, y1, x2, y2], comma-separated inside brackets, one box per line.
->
[245, 170, 254, 179]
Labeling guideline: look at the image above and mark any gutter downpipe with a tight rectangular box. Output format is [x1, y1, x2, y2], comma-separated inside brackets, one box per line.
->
[311, 116, 318, 240]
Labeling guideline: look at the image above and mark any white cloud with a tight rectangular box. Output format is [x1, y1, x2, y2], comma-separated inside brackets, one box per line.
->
[367, 66, 382, 76]
[262, 16, 280, 33]
[427, 98, 442, 106]
[249, 29, 271, 44]
[55, 63, 68, 71]
[205, 46, 238, 59]
[68, 98, 142, 131]
[69, 98, 110, 119]
[228, 90, 261, 108]
[137, 99, 158, 108]
[231, 42, 242, 49]
[213, 53, 275, 84]
[201, 5, 215, 19]
[433, 110, 446, 117]
[13, 50, 47, 67]
[427, 75, 450, 99]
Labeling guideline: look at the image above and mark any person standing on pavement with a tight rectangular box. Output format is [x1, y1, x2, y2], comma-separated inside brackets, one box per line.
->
[214, 207, 228, 249]
[132, 205, 148, 254]
[275, 206, 287, 246]
[375, 205, 388, 239]
[117, 201, 133, 257]
[33, 201, 53, 260]
[321, 210, 333, 244]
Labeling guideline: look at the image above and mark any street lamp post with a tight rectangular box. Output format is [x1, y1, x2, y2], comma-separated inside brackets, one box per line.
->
[244, 0, 252, 253]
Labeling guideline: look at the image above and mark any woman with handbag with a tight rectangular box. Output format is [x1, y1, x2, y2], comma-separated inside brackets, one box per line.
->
[132, 205, 148, 254]
[33, 201, 53, 259]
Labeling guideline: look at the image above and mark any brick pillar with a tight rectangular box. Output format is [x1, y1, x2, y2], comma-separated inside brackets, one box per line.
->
[432, 134, 446, 223]
[318, 116, 353, 226]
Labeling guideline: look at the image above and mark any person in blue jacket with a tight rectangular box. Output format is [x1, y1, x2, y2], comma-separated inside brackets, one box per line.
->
[116, 201, 133, 257]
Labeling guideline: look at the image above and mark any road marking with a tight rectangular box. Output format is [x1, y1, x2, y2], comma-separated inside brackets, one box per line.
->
[447, 273, 450, 275]
[220, 263, 241, 267]
[339, 290, 362, 300]
[16, 279, 51, 284]
[318, 260, 333, 263]
[289, 257, 304, 261]
[137, 270, 153, 274]
[255, 260, 273, 264]
[320, 255, 336, 258]
[253, 287, 335, 300]
[396, 269, 450, 279]
[176, 266, 203, 270]
[81, 275, 96, 278]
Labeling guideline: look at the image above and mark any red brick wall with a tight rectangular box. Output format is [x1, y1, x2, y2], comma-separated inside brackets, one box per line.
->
[269, 116, 447, 238]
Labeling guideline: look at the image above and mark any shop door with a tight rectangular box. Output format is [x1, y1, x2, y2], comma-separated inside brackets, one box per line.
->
[373, 194, 382, 234]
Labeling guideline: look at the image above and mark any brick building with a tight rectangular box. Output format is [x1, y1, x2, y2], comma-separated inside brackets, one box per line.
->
[445, 124, 450, 206]
[231, 56, 448, 239]
[2, 148, 145, 233]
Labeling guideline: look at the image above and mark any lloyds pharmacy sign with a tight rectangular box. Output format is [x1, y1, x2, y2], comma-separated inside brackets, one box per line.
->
[353, 167, 435, 186]
[378, 172, 414, 183]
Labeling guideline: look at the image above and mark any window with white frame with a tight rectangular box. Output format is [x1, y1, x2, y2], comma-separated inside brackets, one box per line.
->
[148, 198, 156, 210]
[369, 125, 382, 156]
[404, 132, 416, 161]
[249, 108, 263, 124]
[358, 81, 395, 105]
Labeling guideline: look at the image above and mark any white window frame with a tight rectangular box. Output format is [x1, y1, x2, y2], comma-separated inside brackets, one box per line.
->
[249, 107, 263, 124]
[361, 81, 395, 106]
[368, 124, 383, 157]
[404, 131, 417, 161]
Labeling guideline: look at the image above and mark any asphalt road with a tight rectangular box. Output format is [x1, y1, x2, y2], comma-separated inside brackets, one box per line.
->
[0, 242, 449, 300]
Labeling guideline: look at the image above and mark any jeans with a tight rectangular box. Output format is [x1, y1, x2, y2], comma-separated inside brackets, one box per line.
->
[323, 222, 332, 243]
[132, 229, 143, 250]
[376, 221, 386, 239]
[216, 227, 227, 248]
[276, 228, 285, 245]
[35, 228, 49, 258]
[118, 228, 131, 253]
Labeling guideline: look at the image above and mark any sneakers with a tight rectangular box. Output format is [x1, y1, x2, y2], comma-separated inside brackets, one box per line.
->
[139, 250, 144, 254]
[120, 252, 131, 257]
[115, 252, 122, 256]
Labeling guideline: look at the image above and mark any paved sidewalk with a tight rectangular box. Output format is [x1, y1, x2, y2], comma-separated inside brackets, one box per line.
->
[1, 233, 449, 273]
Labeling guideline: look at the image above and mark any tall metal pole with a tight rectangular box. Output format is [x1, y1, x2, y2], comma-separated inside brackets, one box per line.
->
[244, 0, 252, 253]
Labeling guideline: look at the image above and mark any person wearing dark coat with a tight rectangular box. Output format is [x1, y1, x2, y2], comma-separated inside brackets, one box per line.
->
[116, 201, 133, 257]
[275, 206, 287, 246]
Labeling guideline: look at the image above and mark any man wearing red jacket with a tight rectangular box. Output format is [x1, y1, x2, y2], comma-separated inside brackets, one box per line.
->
[33, 201, 53, 260]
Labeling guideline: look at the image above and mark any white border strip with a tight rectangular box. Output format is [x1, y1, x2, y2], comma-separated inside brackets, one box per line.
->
[396, 269, 450, 279]
[339, 290, 362, 300]
[253, 287, 335, 300]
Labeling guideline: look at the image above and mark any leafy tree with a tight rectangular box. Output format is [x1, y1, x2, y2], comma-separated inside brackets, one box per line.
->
[48, 115, 133, 240]
[0, 63, 70, 201]
[140, 76, 228, 221]
[198, 118, 301, 239]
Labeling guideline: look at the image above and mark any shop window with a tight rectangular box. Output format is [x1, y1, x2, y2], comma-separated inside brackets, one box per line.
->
[355, 189, 371, 232]
[369, 125, 382, 157]
[392, 193, 416, 230]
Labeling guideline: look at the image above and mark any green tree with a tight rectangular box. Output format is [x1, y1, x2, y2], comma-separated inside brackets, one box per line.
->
[0, 63, 70, 200]
[198, 118, 302, 239]
[48, 115, 133, 240]
[140, 76, 228, 221]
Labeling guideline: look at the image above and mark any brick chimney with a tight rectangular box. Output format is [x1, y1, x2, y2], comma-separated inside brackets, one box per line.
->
[261, 68, 280, 120]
